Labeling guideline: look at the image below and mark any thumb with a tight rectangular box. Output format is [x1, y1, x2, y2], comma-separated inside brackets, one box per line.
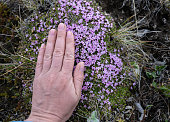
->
[73, 62, 84, 98]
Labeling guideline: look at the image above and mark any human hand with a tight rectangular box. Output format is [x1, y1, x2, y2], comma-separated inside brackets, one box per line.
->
[25, 23, 84, 122]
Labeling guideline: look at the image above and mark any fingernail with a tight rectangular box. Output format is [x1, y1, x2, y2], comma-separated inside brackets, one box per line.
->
[80, 62, 84, 72]
[58, 23, 65, 30]
[49, 29, 56, 35]
[67, 31, 73, 37]
[41, 43, 45, 48]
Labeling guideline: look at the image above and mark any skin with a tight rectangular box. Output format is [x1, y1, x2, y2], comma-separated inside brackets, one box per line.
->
[25, 23, 84, 122]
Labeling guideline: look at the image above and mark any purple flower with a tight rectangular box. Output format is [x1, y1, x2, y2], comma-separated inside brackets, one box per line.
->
[33, 27, 36, 31]
[41, 28, 44, 31]
[26, 34, 29, 38]
[101, 95, 104, 99]
[106, 89, 110, 94]
[114, 83, 118, 87]
[78, 19, 83, 24]
[42, 38, 46, 42]
[55, 20, 58, 24]
[133, 82, 136, 86]
[31, 18, 34, 22]
[82, 86, 88, 91]
[50, 18, 53, 24]
[30, 57, 34, 61]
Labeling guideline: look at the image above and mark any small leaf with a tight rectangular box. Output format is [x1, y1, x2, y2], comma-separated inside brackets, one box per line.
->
[146, 72, 153, 79]
[152, 82, 157, 87]
[87, 111, 100, 122]
[152, 71, 156, 78]
[15, 93, 20, 96]
[130, 62, 140, 78]
[130, 62, 135, 66]
[146, 105, 153, 109]
[116, 118, 125, 122]
[155, 65, 167, 72]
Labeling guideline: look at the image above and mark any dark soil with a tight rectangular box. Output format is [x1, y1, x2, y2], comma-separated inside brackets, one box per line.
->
[96, 0, 170, 70]
[96, 0, 170, 121]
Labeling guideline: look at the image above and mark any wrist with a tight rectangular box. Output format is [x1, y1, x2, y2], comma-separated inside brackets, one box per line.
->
[25, 117, 63, 122]
[25, 114, 64, 122]
[25, 107, 65, 122]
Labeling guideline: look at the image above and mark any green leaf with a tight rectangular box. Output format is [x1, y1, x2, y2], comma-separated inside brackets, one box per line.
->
[155, 65, 167, 72]
[146, 71, 156, 79]
[152, 82, 157, 87]
[15, 93, 20, 96]
[151, 71, 156, 78]
[165, 119, 169, 122]
[154, 65, 167, 75]
[87, 111, 100, 122]
[152, 82, 170, 97]
[130, 62, 135, 66]
[130, 62, 140, 78]
[146, 105, 153, 109]
[158, 86, 168, 91]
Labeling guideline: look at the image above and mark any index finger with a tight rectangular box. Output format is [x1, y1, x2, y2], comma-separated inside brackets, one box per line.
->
[61, 31, 75, 75]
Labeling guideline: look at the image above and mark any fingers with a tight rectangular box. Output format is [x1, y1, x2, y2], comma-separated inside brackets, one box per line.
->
[61, 31, 75, 74]
[42, 29, 57, 72]
[51, 23, 66, 72]
[73, 62, 84, 98]
[35, 43, 46, 78]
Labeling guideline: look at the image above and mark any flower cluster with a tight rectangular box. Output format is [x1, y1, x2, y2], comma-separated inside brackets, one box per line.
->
[20, 0, 130, 119]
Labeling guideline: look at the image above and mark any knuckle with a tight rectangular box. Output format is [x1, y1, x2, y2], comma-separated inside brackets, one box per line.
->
[58, 31, 66, 37]
[65, 52, 74, 60]
[76, 77, 83, 82]
[53, 48, 63, 57]
[36, 62, 43, 68]
[44, 54, 52, 61]
[51, 64, 61, 71]
[67, 36, 74, 41]
[57, 34, 64, 38]
[62, 68, 73, 74]
[77, 93, 81, 100]
[57, 35, 65, 40]
[39, 50, 44, 55]
[75, 76, 84, 82]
